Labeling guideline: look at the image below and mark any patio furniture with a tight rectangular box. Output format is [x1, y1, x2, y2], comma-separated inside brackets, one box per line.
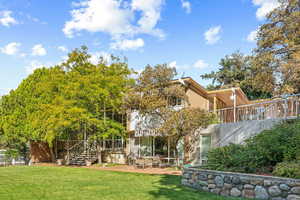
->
[134, 158, 146, 168]
[134, 157, 159, 168]
[135, 158, 153, 168]
[144, 158, 154, 168]
[159, 157, 178, 168]
[151, 156, 161, 167]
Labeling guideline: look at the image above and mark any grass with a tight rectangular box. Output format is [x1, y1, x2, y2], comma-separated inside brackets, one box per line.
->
[0, 166, 243, 200]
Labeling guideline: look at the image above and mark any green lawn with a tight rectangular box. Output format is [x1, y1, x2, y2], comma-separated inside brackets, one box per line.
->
[0, 166, 242, 200]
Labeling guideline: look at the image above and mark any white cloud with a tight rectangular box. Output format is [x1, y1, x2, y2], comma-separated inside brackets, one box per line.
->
[63, 0, 164, 49]
[57, 46, 68, 52]
[111, 38, 144, 51]
[90, 51, 112, 64]
[0, 42, 21, 55]
[252, 0, 280, 20]
[20, 53, 27, 58]
[32, 44, 47, 56]
[63, 0, 134, 38]
[193, 59, 209, 69]
[168, 59, 209, 70]
[168, 61, 177, 68]
[181, 0, 191, 14]
[0, 10, 18, 27]
[131, 0, 165, 38]
[247, 30, 258, 42]
[168, 61, 188, 70]
[25, 60, 46, 74]
[204, 26, 222, 45]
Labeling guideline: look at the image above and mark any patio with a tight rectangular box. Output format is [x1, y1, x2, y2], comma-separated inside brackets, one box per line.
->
[128, 130, 182, 168]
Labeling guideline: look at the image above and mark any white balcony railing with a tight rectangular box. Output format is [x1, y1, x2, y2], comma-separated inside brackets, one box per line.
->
[216, 94, 300, 123]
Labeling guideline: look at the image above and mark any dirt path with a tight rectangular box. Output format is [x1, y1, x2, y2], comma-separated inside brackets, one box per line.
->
[86, 165, 182, 176]
[34, 163, 182, 176]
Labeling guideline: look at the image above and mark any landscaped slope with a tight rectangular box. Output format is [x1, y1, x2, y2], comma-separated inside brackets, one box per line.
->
[0, 166, 243, 200]
[205, 119, 300, 178]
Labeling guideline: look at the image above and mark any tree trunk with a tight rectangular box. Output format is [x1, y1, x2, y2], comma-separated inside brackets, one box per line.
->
[49, 145, 56, 163]
[23, 142, 31, 165]
[183, 135, 190, 164]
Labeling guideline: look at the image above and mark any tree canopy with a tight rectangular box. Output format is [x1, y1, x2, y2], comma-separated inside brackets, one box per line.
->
[201, 52, 272, 100]
[202, 0, 300, 98]
[254, 0, 300, 94]
[0, 47, 134, 157]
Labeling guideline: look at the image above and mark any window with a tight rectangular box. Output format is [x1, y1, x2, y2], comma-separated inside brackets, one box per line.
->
[200, 135, 211, 164]
[169, 96, 183, 106]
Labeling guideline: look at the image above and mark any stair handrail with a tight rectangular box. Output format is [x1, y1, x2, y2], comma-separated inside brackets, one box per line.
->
[66, 140, 84, 164]
[66, 140, 84, 151]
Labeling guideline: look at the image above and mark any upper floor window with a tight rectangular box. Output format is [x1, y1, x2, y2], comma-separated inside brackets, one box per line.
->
[169, 96, 183, 106]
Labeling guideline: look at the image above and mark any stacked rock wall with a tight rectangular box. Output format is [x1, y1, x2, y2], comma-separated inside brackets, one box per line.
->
[182, 167, 300, 200]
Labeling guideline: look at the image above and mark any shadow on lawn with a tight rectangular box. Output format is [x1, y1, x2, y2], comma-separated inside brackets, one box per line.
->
[148, 174, 229, 200]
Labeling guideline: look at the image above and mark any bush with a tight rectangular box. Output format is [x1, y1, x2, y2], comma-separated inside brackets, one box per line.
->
[273, 161, 300, 179]
[205, 119, 300, 176]
[206, 144, 246, 172]
[206, 143, 269, 173]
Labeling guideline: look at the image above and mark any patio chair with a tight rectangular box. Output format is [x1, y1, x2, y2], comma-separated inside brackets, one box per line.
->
[144, 159, 154, 168]
[151, 157, 161, 168]
[134, 159, 146, 168]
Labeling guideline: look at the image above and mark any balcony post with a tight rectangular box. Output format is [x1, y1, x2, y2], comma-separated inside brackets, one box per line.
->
[232, 88, 237, 123]
[284, 98, 288, 119]
[213, 96, 217, 114]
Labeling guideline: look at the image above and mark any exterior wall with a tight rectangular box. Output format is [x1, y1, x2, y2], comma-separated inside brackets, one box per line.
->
[191, 119, 283, 166]
[30, 142, 52, 163]
[186, 88, 209, 110]
[182, 167, 300, 200]
[211, 119, 283, 147]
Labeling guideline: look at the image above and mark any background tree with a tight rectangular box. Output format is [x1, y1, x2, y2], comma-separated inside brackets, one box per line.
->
[254, 0, 300, 94]
[201, 52, 272, 100]
[203, 0, 300, 98]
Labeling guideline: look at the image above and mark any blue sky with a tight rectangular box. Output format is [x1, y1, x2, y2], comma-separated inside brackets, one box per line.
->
[0, 0, 280, 96]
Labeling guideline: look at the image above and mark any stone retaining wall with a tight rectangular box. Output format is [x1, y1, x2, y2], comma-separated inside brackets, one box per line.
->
[182, 167, 300, 200]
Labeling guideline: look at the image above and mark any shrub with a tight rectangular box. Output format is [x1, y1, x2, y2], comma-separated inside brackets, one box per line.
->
[205, 119, 300, 176]
[206, 143, 267, 173]
[206, 144, 246, 172]
[273, 161, 300, 179]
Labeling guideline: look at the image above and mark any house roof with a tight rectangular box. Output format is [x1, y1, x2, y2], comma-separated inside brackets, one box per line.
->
[207, 87, 249, 107]
[173, 77, 250, 107]
[180, 77, 208, 96]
